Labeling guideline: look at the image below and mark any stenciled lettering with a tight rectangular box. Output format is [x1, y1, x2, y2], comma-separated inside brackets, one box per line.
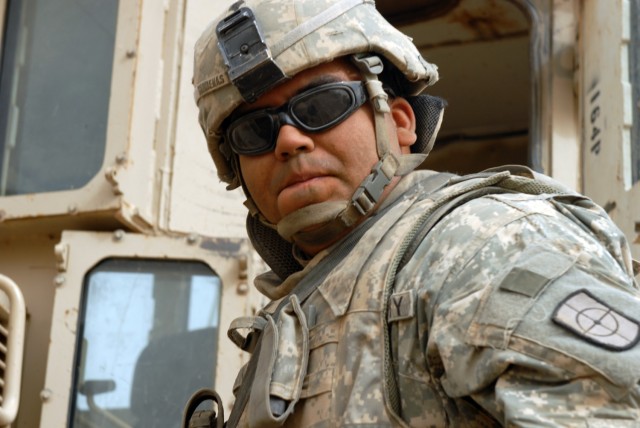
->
[588, 84, 602, 155]
[197, 73, 228, 98]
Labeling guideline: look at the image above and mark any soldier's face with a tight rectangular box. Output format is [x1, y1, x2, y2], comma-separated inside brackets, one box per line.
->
[237, 60, 416, 229]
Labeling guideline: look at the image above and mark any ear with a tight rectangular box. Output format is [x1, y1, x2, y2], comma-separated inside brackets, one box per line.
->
[389, 97, 417, 153]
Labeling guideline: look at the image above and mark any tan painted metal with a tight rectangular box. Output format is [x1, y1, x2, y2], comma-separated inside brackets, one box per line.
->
[169, 0, 249, 239]
[0, 1, 148, 232]
[549, 0, 581, 191]
[40, 230, 264, 427]
[0, 0, 6, 52]
[0, 235, 60, 428]
[581, 0, 640, 258]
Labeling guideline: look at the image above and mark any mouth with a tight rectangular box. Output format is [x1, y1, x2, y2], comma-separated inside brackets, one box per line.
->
[279, 171, 328, 193]
[274, 167, 338, 218]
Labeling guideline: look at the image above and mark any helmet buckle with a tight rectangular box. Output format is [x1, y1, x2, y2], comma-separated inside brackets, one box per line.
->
[351, 159, 394, 216]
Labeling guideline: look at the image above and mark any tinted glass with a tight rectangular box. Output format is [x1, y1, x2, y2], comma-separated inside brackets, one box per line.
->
[231, 114, 275, 151]
[0, 0, 119, 195]
[294, 88, 353, 129]
[70, 258, 221, 428]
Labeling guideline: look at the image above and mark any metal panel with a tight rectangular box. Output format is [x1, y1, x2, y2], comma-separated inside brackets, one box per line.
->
[548, 0, 580, 190]
[376, 0, 459, 25]
[169, 0, 249, 239]
[581, 0, 640, 258]
[0, 274, 26, 426]
[39, 230, 264, 427]
[0, 0, 156, 234]
[630, 0, 640, 185]
[0, 0, 6, 50]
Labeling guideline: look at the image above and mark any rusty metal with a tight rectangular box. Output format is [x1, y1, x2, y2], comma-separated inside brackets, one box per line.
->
[446, 0, 526, 39]
[375, 0, 460, 26]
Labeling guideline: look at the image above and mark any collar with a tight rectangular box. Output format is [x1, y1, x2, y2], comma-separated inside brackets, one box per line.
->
[317, 170, 443, 316]
[254, 170, 448, 310]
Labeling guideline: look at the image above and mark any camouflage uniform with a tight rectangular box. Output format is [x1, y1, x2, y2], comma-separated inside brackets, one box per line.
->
[230, 169, 640, 427]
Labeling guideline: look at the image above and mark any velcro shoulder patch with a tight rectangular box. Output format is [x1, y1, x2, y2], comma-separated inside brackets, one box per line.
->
[553, 289, 640, 351]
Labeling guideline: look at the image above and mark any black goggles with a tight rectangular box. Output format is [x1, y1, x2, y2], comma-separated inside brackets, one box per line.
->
[224, 81, 368, 156]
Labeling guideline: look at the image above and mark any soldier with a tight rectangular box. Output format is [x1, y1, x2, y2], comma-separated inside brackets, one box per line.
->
[189, 0, 640, 426]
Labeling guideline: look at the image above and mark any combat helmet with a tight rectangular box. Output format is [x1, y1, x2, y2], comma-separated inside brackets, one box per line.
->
[194, 0, 444, 279]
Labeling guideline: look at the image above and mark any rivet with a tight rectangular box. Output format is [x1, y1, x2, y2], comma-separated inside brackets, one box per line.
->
[115, 153, 127, 164]
[113, 230, 125, 241]
[40, 388, 53, 402]
[237, 282, 249, 295]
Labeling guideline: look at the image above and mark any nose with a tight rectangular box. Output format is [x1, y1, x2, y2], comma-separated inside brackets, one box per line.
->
[274, 125, 315, 160]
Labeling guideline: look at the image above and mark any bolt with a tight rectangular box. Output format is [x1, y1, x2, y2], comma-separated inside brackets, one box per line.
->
[237, 281, 249, 295]
[67, 204, 78, 214]
[240, 44, 249, 53]
[115, 153, 127, 164]
[54, 274, 65, 286]
[113, 229, 125, 241]
[187, 233, 199, 245]
[126, 50, 136, 58]
[40, 388, 53, 402]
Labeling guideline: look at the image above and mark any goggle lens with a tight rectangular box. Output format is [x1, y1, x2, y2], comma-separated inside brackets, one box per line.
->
[225, 81, 367, 156]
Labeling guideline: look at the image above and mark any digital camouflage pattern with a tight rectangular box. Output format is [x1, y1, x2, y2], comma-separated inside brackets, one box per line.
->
[193, 0, 438, 189]
[229, 169, 640, 427]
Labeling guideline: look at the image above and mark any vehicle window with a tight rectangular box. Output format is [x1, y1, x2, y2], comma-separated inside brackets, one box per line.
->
[70, 258, 221, 428]
[631, 0, 640, 185]
[0, 0, 118, 196]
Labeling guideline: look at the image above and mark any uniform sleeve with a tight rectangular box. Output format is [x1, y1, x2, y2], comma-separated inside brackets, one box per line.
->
[400, 193, 640, 426]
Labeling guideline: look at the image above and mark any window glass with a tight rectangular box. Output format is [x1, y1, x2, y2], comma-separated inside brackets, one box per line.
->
[631, 0, 640, 184]
[0, 0, 119, 196]
[70, 259, 221, 428]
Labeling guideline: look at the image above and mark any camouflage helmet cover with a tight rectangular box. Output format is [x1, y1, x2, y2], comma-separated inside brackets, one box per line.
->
[193, 0, 439, 189]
